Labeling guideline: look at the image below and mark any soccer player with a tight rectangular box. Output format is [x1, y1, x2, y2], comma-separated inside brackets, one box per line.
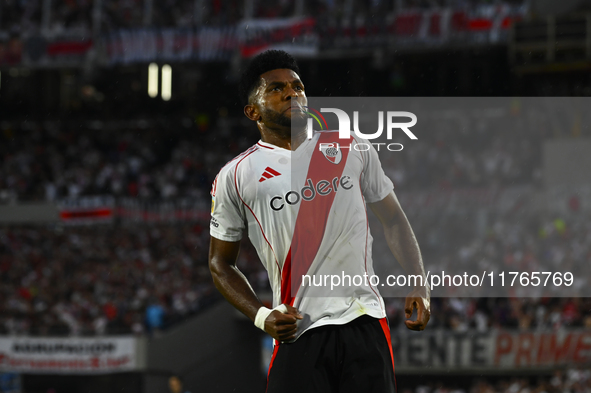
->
[209, 50, 430, 392]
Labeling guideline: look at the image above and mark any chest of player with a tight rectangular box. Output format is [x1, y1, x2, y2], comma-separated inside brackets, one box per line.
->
[237, 153, 363, 214]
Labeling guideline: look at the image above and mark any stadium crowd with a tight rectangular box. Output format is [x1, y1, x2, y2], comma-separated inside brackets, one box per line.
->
[384, 214, 591, 332]
[0, 119, 254, 203]
[0, 115, 550, 203]
[379, 114, 546, 190]
[0, 222, 219, 336]
[1, 211, 590, 335]
[0, 0, 530, 34]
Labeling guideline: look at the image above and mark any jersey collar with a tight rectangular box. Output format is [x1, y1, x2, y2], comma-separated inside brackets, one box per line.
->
[257, 135, 317, 152]
[256, 140, 278, 150]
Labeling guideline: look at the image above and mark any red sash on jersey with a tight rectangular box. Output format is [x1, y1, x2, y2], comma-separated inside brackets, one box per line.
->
[280, 133, 351, 306]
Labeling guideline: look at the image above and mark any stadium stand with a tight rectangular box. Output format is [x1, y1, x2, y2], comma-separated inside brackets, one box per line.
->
[2, 212, 590, 335]
[0, 223, 218, 336]
[0, 0, 531, 33]
[0, 114, 561, 202]
[0, 120, 252, 203]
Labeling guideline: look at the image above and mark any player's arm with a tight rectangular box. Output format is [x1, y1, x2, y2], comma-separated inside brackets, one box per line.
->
[368, 191, 430, 331]
[208, 236, 301, 341]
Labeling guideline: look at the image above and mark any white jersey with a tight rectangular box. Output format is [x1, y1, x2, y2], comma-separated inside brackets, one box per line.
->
[210, 131, 394, 340]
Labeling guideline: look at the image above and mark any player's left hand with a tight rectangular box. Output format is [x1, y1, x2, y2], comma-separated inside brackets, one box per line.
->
[404, 285, 430, 331]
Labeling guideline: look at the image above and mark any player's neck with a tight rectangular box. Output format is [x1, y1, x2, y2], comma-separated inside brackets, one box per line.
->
[260, 127, 307, 151]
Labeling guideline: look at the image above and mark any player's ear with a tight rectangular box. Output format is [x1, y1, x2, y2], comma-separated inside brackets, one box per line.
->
[244, 104, 260, 122]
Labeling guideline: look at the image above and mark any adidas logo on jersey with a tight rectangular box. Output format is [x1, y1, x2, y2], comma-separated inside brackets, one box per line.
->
[259, 167, 282, 182]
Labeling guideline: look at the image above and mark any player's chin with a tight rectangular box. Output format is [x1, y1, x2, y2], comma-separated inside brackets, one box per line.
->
[289, 112, 308, 127]
[286, 108, 306, 117]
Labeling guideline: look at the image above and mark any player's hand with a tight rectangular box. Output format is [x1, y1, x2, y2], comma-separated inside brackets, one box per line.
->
[264, 304, 303, 342]
[404, 286, 430, 331]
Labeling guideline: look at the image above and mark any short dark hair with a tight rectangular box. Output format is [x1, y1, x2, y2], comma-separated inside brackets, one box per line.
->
[239, 50, 300, 104]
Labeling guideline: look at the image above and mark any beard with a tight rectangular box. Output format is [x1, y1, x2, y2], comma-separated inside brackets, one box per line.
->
[261, 107, 309, 137]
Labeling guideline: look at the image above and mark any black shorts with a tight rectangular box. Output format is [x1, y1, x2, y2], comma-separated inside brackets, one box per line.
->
[266, 315, 396, 393]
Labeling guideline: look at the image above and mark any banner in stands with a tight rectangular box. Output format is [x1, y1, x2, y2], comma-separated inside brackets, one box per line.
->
[261, 329, 591, 374]
[58, 196, 115, 224]
[104, 27, 236, 65]
[392, 329, 591, 372]
[117, 197, 209, 223]
[21, 35, 92, 67]
[238, 17, 319, 58]
[15, 3, 528, 67]
[0, 337, 139, 373]
[387, 4, 525, 44]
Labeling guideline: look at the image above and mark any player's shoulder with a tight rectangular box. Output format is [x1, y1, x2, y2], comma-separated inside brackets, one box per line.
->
[211, 144, 261, 197]
[215, 143, 262, 177]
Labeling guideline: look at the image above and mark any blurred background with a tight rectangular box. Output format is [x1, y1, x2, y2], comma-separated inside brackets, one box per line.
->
[1, 0, 591, 392]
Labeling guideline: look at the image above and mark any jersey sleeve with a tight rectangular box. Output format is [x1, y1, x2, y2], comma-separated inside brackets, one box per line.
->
[210, 166, 245, 242]
[357, 138, 394, 203]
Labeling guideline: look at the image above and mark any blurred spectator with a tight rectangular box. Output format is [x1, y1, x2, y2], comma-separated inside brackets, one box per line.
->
[145, 299, 165, 333]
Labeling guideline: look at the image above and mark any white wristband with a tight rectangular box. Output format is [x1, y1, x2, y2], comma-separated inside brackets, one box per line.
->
[254, 304, 288, 332]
